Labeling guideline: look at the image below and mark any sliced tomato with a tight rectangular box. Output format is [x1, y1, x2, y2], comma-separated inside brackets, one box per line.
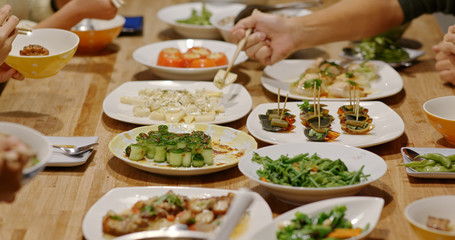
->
[187, 47, 211, 59]
[189, 58, 216, 68]
[182, 52, 201, 67]
[157, 53, 184, 67]
[207, 52, 228, 66]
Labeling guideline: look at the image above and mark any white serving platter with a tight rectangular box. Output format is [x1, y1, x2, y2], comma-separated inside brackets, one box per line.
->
[261, 59, 403, 100]
[247, 101, 404, 148]
[103, 81, 252, 125]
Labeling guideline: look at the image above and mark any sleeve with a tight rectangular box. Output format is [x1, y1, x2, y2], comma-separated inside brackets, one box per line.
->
[398, 0, 455, 23]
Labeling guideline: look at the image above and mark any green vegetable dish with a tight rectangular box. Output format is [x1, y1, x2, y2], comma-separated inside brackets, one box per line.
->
[125, 125, 214, 168]
[349, 36, 410, 63]
[252, 153, 369, 188]
[277, 206, 367, 240]
[402, 152, 455, 172]
[176, 2, 212, 26]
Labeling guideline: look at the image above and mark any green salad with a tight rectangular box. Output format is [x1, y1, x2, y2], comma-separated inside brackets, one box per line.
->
[277, 205, 367, 240]
[176, 2, 212, 26]
[351, 36, 410, 63]
[252, 153, 369, 188]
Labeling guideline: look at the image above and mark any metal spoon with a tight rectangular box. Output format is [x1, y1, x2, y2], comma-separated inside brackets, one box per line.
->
[402, 148, 424, 162]
[53, 142, 98, 156]
[73, 18, 95, 31]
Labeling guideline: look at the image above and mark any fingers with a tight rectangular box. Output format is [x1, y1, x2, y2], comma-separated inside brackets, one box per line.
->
[439, 69, 455, 85]
[0, 5, 12, 24]
[435, 58, 455, 85]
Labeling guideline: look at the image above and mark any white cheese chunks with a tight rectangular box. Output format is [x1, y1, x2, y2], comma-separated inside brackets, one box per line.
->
[121, 88, 224, 123]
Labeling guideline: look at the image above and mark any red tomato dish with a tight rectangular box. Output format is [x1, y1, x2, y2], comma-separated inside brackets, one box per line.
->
[157, 47, 228, 68]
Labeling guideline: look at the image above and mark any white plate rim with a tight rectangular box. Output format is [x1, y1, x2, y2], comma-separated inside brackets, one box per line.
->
[238, 142, 387, 193]
[157, 2, 246, 29]
[108, 123, 258, 176]
[82, 186, 273, 240]
[401, 147, 455, 179]
[261, 59, 403, 101]
[251, 196, 384, 240]
[246, 101, 405, 148]
[339, 47, 425, 68]
[132, 39, 248, 80]
[103, 81, 252, 125]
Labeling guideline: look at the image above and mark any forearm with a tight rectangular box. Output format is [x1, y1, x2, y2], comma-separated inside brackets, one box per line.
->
[34, 1, 84, 30]
[291, 0, 404, 49]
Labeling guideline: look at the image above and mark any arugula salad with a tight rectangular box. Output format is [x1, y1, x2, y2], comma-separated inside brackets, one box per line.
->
[251, 152, 369, 188]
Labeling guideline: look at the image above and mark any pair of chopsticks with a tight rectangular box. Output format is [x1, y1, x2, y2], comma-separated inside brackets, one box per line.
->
[17, 27, 32, 35]
[111, 0, 125, 8]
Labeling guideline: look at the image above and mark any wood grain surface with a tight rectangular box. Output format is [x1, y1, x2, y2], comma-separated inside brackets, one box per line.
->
[0, 1, 454, 240]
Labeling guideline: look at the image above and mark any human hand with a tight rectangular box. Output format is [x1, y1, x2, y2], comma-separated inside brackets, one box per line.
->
[438, 25, 455, 65]
[433, 42, 455, 85]
[0, 5, 19, 64]
[69, 0, 118, 20]
[230, 11, 298, 65]
[0, 63, 24, 83]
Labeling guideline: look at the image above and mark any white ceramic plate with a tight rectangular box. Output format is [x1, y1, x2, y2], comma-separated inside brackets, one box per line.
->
[340, 47, 425, 68]
[157, 2, 246, 39]
[109, 123, 257, 176]
[251, 196, 384, 240]
[103, 81, 252, 125]
[133, 39, 248, 80]
[238, 142, 387, 203]
[247, 101, 404, 148]
[405, 195, 455, 238]
[401, 147, 455, 179]
[82, 186, 273, 240]
[47, 136, 99, 167]
[261, 60, 403, 100]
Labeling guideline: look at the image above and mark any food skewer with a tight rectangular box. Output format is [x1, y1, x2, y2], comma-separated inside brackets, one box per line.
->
[277, 88, 281, 116]
[280, 94, 289, 120]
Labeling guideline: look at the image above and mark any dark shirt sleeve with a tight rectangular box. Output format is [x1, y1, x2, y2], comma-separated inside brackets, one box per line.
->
[398, 0, 455, 22]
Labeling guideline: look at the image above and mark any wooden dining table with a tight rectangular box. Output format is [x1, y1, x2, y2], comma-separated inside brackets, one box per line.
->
[1, 0, 454, 239]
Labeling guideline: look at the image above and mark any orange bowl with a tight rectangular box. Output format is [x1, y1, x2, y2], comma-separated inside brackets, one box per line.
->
[423, 96, 455, 145]
[71, 15, 125, 52]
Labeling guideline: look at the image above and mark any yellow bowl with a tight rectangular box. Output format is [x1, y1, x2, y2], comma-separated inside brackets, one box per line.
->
[6, 28, 79, 79]
[423, 96, 455, 145]
[405, 195, 455, 240]
[71, 15, 125, 52]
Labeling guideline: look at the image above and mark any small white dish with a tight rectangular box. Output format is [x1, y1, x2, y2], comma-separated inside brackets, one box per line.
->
[133, 39, 248, 80]
[238, 142, 387, 204]
[82, 186, 273, 240]
[261, 59, 403, 100]
[405, 195, 455, 239]
[47, 136, 99, 167]
[246, 101, 405, 148]
[109, 123, 257, 176]
[401, 147, 455, 179]
[157, 2, 246, 39]
[340, 47, 425, 68]
[103, 81, 252, 125]
[251, 196, 384, 240]
[0, 122, 52, 184]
